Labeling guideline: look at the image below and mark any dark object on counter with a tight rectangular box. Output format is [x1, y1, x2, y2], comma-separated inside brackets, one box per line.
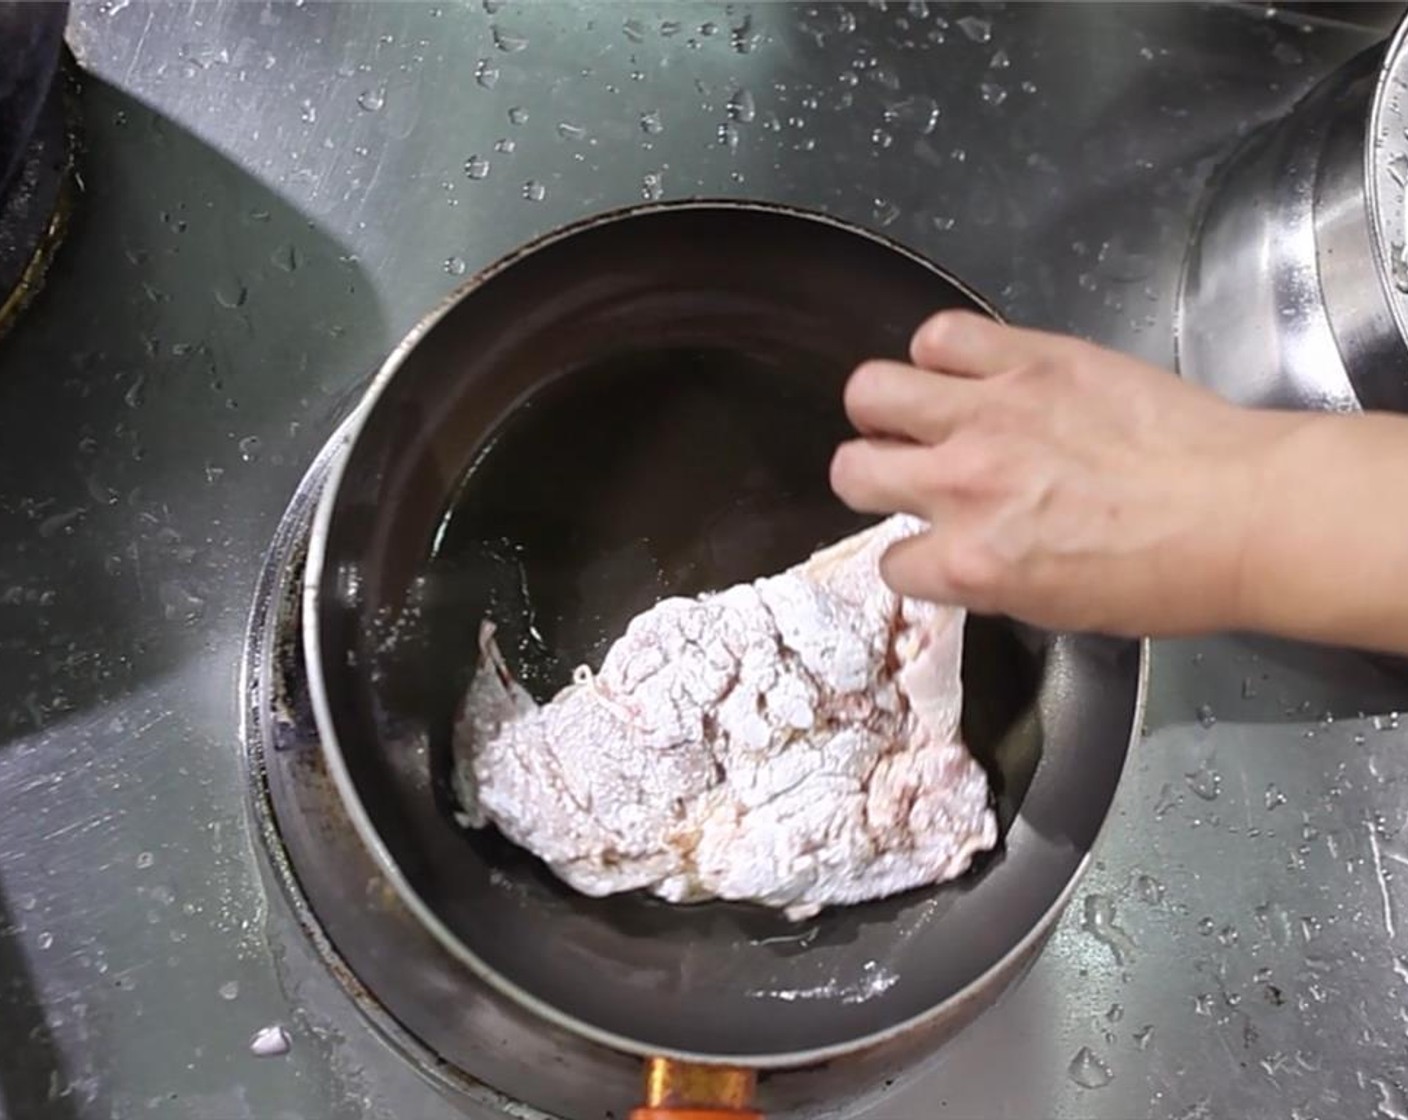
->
[0, 0, 75, 338]
[298, 201, 1146, 1117]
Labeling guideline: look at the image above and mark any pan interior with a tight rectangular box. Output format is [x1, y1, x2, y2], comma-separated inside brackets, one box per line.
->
[312, 205, 1138, 1060]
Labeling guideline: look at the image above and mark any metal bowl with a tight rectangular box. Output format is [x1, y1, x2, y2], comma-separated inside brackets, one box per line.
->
[301, 200, 1145, 1113]
[1178, 18, 1408, 413]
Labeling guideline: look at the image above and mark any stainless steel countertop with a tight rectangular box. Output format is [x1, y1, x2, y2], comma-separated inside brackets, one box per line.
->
[2, 2, 1407, 1117]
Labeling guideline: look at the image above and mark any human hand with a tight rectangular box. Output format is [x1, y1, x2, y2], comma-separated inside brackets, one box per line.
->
[830, 311, 1311, 637]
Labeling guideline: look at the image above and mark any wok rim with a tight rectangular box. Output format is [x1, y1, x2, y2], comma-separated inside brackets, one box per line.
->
[302, 197, 1151, 1066]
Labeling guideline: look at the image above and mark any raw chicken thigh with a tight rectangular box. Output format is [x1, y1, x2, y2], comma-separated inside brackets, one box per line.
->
[452, 514, 998, 920]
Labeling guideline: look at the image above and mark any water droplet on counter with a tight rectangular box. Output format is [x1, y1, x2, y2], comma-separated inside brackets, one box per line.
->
[136, 851, 154, 869]
[640, 108, 664, 134]
[990, 48, 1011, 69]
[1255, 900, 1293, 946]
[39, 507, 86, 538]
[1185, 760, 1221, 801]
[521, 179, 546, 202]
[730, 13, 757, 53]
[250, 1025, 291, 1057]
[211, 274, 248, 309]
[727, 88, 756, 123]
[464, 154, 490, 180]
[1367, 1076, 1408, 1120]
[957, 14, 992, 42]
[474, 58, 500, 88]
[951, 147, 967, 162]
[556, 121, 587, 141]
[1105, 1002, 1124, 1023]
[357, 88, 386, 112]
[641, 172, 664, 201]
[980, 79, 1007, 106]
[1082, 893, 1137, 965]
[1133, 872, 1164, 905]
[660, 18, 681, 36]
[622, 16, 645, 42]
[1067, 1046, 1112, 1089]
[508, 105, 529, 126]
[159, 580, 206, 622]
[1197, 915, 1215, 936]
[491, 137, 516, 155]
[1133, 1024, 1154, 1050]
[1193, 992, 1214, 1016]
[700, 20, 718, 36]
[837, 7, 857, 32]
[219, 980, 240, 1001]
[444, 256, 467, 276]
[37, 931, 53, 950]
[1265, 784, 1287, 810]
[121, 377, 146, 411]
[871, 128, 893, 148]
[872, 198, 900, 226]
[1153, 782, 1180, 819]
[492, 25, 528, 51]
[717, 121, 740, 150]
[235, 435, 262, 463]
[1020, 78, 1038, 94]
[270, 244, 299, 272]
[1217, 923, 1239, 946]
[871, 64, 901, 92]
[884, 94, 940, 135]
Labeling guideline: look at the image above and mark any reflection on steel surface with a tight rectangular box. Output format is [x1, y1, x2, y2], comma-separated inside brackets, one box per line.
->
[4, 3, 1408, 1118]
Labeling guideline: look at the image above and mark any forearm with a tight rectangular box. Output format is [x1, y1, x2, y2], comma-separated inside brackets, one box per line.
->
[1234, 411, 1408, 654]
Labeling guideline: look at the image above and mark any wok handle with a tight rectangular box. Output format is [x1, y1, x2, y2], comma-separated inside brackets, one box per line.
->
[628, 1058, 762, 1120]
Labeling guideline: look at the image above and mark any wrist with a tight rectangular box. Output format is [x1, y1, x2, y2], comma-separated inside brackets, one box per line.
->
[1218, 408, 1327, 636]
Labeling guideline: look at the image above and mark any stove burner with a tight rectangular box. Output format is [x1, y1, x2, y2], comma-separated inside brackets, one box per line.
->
[242, 425, 640, 1120]
[0, 55, 77, 340]
[242, 426, 950, 1120]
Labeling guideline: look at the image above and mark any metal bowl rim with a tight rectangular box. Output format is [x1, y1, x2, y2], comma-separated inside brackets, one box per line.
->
[301, 196, 1151, 1065]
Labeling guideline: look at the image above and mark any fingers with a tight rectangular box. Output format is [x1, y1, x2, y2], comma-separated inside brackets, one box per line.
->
[878, 529, 947, 601]
[879, 528, 1003, 611]
[831, 455, 974, 606]
[843, 359, 980, 443]
[830, 438, 937, 517]
[909, 309, 1074, 378]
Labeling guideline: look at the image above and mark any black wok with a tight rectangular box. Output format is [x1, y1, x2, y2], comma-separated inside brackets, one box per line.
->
[303, 201, 1145, 1111]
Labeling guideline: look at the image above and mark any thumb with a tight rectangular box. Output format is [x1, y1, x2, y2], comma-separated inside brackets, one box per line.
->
[880, 529, 952, 603]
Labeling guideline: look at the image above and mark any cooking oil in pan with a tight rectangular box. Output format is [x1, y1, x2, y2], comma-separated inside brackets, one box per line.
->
[426, 343, 867, 701]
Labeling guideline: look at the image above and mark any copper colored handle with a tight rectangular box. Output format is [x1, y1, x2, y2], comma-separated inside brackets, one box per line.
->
[628, 1058, 761, 1120]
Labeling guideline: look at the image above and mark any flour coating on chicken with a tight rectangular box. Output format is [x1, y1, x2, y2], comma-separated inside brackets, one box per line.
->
[452, 514, 998, 920]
